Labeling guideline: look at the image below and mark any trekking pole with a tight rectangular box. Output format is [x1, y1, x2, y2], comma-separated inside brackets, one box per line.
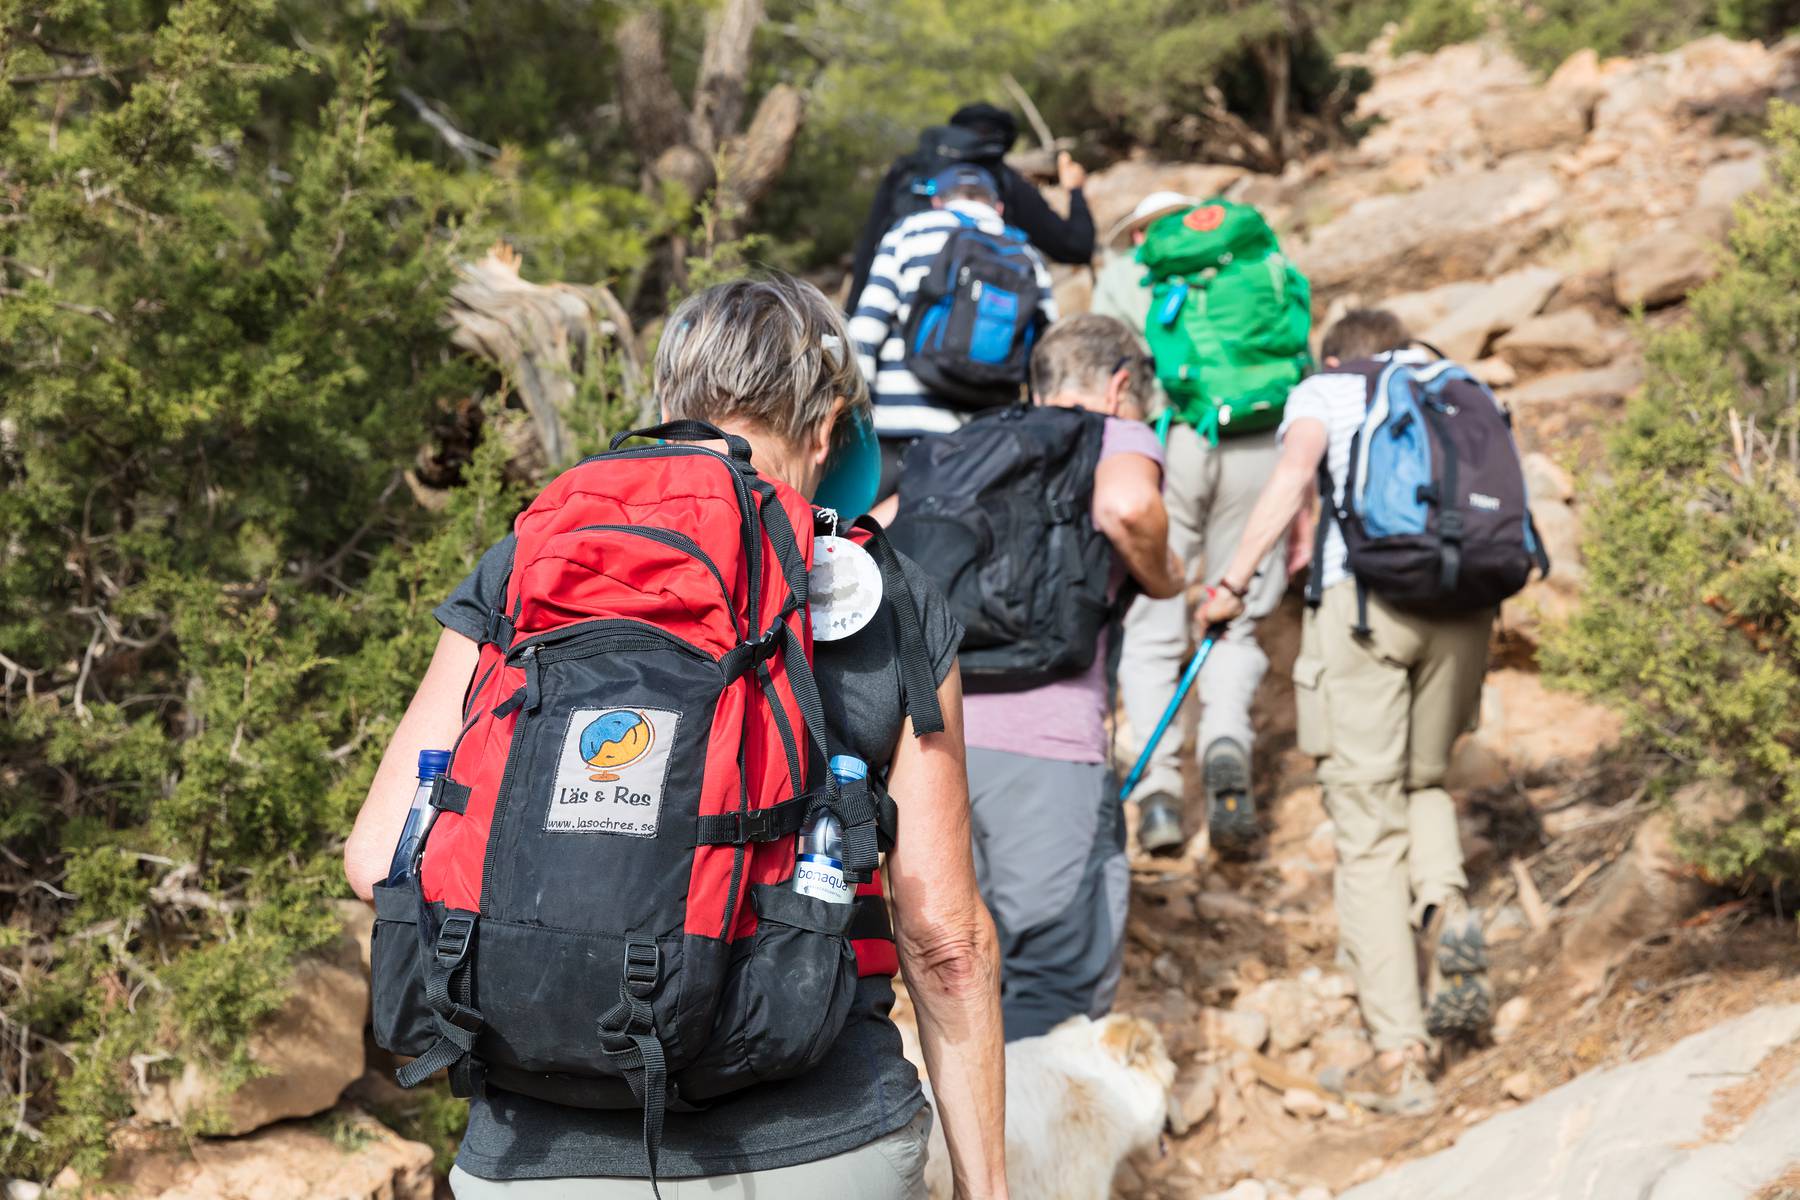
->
[1118, 623, 1226, 802]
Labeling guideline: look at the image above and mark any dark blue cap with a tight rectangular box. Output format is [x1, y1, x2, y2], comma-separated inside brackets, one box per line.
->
[933, 164, 1000, 200]
[418, 749, 453, 779]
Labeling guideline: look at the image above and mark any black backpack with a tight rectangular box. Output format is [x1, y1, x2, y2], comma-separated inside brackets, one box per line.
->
[892, 124, 1010, 223]
[900, 214, 1044, 409]
[887, 406, 1113, 689]
[1310, 357, 1550, 631]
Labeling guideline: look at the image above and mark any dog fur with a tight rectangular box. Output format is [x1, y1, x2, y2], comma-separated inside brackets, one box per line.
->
[920, 1014, 1176, 1200]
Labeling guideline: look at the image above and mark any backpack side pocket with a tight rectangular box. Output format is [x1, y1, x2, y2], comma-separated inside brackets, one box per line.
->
[370, 881, 440, 1058]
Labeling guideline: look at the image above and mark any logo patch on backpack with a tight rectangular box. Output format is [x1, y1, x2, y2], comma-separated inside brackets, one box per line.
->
[547, 707, 681, 836]
[1184, 205, 1226, 232]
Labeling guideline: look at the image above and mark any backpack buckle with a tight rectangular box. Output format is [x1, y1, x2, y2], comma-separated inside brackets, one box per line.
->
[734, 808, 775, 844]
[623, 941, 661, 999]
[1047, 498, 1076, 524]
[1439, 510, 1465, 540]
[436, 914, 476, 969]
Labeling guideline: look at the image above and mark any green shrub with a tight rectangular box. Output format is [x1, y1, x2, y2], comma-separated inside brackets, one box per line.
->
[1505, 0, 1698, 71]
[1391, 0, 1487, 55]
[0, 3, 556, 1177]
[1544, 101, 1800, 887]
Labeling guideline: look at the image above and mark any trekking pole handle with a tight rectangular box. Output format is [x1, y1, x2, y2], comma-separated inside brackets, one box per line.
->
[1118, 623, 1228, 803]
[613, 419, 753, 463]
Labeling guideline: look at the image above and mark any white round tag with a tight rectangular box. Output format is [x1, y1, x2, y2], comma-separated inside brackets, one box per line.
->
[808, 535, 884, 642]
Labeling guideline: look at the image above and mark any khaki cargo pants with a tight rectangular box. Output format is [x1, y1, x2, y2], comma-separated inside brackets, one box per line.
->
[1296, 581, 1493, 1052]
[1117, 424, 1287, 804]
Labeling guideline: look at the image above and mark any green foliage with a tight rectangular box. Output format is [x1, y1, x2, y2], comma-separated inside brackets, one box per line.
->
[0, 0, 568, 1177]
[1390, 0, 1487, 55]
[766, 0, 1371, 263]
[1544, 101, 1800, 886]
[1503, 0, 1716, 71]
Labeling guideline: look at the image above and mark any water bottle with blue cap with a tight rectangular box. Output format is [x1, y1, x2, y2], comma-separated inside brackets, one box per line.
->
[792, 755, 863, 906]
[386, 749, 452, 886]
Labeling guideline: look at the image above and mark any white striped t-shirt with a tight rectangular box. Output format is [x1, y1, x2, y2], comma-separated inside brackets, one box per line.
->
[1278, 349, 1431, 592]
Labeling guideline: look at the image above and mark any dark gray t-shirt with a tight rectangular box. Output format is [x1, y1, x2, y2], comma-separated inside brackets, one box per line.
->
[433, 533, 961, 1180]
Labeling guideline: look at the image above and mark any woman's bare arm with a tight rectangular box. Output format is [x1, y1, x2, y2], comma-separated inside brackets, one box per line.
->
[344, 628, 479, 900]
[886, 665, 1008, 1200]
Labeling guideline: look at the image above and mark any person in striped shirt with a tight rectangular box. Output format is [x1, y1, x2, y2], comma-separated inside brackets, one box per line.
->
[849, 164, 1058, 496]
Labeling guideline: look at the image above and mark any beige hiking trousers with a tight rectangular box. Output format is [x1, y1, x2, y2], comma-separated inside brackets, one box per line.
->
[1298, 581, 1493, 1051]
[447, 1108, 930, 1199]
[1117, 424, 1286, 803]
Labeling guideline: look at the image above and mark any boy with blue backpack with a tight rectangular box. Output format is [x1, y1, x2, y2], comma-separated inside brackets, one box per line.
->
[848, 164, 1057, 496]
[1197, 309, 1549, 1116]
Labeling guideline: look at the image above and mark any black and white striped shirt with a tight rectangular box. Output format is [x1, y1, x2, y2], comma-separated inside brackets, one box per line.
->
[849, 201, 1057, 439]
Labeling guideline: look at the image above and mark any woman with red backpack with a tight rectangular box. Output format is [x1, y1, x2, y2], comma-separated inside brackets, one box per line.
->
[345, 272, 1006, 1199]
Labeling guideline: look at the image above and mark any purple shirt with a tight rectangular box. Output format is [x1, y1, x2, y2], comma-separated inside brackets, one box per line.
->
[962, 416, 1165, 763]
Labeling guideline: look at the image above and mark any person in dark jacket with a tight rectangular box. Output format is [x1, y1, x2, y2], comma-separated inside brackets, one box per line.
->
[846, 102, 1094, 309]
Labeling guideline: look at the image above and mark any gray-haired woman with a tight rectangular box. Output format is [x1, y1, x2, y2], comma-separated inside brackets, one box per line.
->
[345, 272, 1007, 1199]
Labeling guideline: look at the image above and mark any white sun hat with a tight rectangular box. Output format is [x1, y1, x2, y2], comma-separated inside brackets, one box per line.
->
[1103, 190, 1202, 250]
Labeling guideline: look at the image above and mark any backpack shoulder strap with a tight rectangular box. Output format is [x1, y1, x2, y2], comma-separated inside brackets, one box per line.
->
[851, 515, 946, 737]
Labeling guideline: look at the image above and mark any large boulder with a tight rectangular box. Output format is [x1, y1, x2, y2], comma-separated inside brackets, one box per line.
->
[1502, 358, 1644, 412]
[135, 913, 368, 1136]
[1612, 228, 1718, 308]
[1474, 87, 1597, 158]
[1418, 266, 1563, 362]
[1447, 669, 1623, 791]
[1694, 151, 1768, 215]
[1365, 280, 1489, 338]
[1291, 165, 1563, 296]
[1339, 1005, 1800, 1200]
[1593, 35, 1800, 132]
[1493, 307, 1624, 372]
[49, 1109, 433, 1200]
[1561, 782, 1747, 996]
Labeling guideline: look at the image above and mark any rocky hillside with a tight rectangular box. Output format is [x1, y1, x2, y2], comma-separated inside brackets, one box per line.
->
[1077, 31, 1800, 1200]
[16, 32, 1800, 1200]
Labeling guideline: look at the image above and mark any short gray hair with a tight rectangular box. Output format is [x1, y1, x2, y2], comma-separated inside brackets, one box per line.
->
[655, 272, 870, 449]
[1029, 313, 1157, 411]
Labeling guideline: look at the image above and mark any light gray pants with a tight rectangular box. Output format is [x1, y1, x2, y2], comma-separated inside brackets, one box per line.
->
[1117, 424, 1286, 803]
[966, 748, 1128, 1041]
[447, 1108, 931, 1198]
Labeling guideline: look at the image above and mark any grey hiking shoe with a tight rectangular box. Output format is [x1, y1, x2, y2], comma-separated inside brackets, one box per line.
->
[1203, 738, 1258, 856]
[1320, 1045, 1437, 1117]
[1424, 891, 1492, 1038]
[1137, 791, 1185, 856]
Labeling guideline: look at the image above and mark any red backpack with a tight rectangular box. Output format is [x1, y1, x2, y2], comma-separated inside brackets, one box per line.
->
[368, 420, 940, 1180]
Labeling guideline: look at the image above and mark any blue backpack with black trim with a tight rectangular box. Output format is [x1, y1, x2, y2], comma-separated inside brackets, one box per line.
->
[901, 213, 1044, 410]
[1309, 356, 1550, 632]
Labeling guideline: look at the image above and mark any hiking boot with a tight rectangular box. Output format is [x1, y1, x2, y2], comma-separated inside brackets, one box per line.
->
[1319, 1045, 1437, 1117]
[1203, 738, 1258, 856]
[1423, 891, 1492, 1038]
[1137, 792, 1185, 857]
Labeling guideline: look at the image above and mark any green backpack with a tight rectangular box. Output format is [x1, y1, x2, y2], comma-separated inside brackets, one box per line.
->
[1138, 200, 1312, 442]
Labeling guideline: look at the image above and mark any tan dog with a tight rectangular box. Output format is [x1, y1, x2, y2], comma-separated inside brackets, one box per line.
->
[921, 1014, 1176, 1200]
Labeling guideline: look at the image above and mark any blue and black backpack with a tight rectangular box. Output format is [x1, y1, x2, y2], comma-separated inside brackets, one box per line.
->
[900, 213, 1044, 410]
[1309, 355, 1550, 632]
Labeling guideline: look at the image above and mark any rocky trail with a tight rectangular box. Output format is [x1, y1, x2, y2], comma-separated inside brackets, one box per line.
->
[1088, 29, 1800, 1200]
[20, 31, 1800, 1200]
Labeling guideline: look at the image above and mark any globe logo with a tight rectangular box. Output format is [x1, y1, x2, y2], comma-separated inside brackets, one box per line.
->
[578, 709, 654, 782]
